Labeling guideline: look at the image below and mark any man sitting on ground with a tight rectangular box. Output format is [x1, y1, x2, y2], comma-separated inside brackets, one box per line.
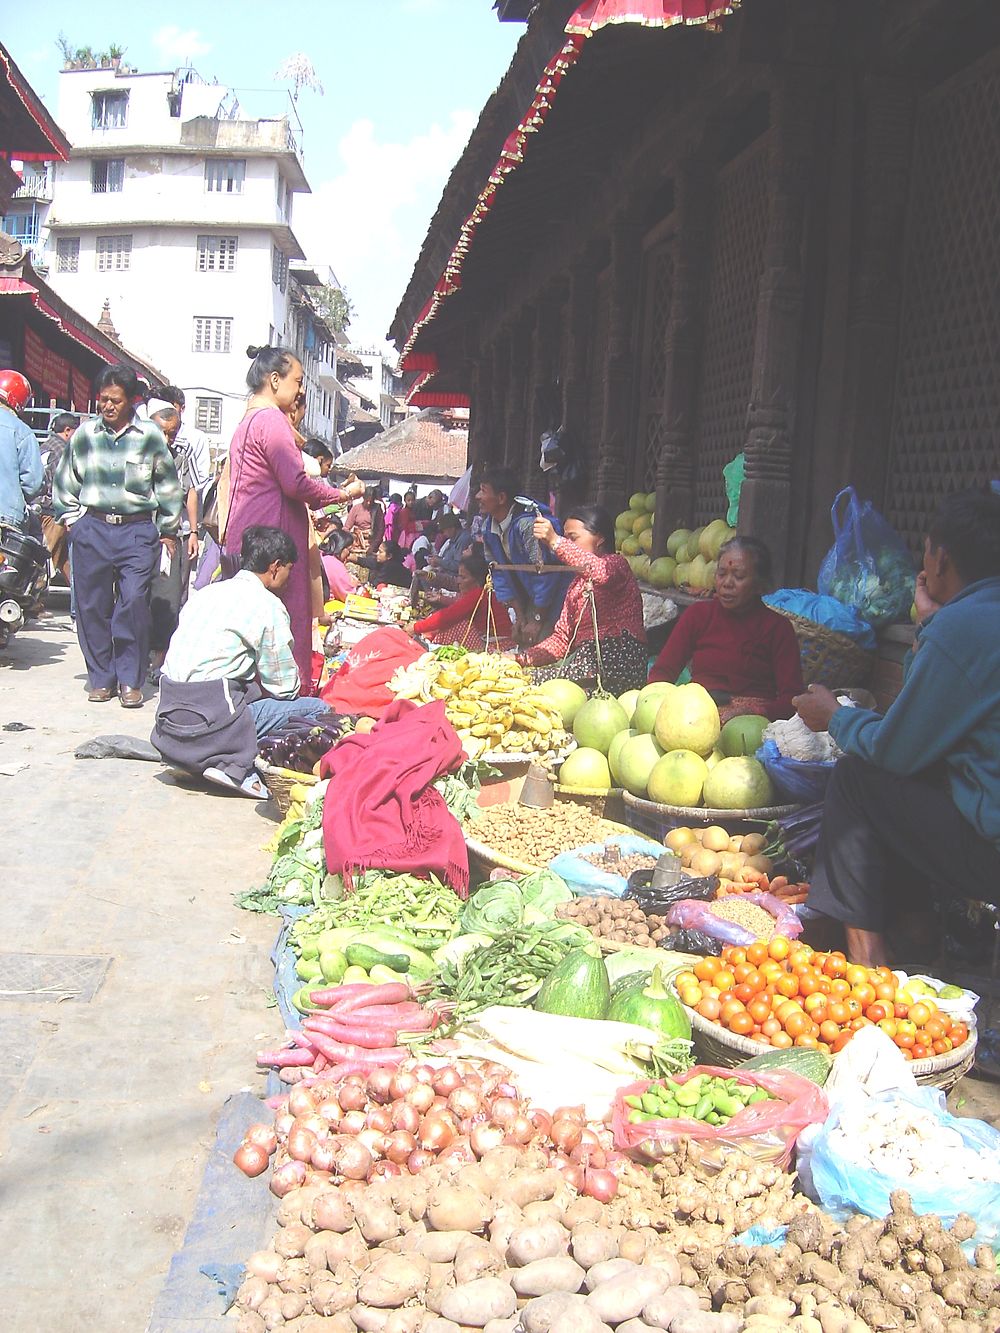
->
[795, 489, 1000, 966]
[151, 524, 334, 797]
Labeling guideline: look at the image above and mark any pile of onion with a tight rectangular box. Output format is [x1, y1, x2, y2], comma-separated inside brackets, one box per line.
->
[233, 1062, 621, 1200]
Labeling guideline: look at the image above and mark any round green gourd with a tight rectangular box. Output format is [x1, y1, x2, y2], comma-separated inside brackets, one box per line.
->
[534, 946, 611, 1019]
[606, 965, 692, 1040]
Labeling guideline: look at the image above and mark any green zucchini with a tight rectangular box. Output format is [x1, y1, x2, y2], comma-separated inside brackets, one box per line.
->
[607, 964, 691, 1041]
[346, 931, 435, 979]
[534, 946, 611, 1020]
[738, 1046, 832, 1086]
[346, 942, 411, 974]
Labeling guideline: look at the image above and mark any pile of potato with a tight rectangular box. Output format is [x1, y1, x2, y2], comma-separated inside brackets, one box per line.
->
[664, 828, 773, 894]
[555, 897, 671, 947]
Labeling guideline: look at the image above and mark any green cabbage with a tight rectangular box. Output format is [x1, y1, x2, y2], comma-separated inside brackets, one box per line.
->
[460, 879, 524, 936]
[517, 868, 572, 916]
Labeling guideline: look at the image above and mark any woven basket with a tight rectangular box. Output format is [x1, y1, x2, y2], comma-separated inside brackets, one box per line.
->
[553, 785, 625, 820]
[465, 813, 636, 881]
[622, 791, 799, 841]
[685, 1005, 978, 1091]
[773, 608, 875, 687]
[255, 757, 319, 814]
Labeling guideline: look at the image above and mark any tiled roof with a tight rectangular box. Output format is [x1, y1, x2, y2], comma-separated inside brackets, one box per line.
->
[334, 407, 468, 483]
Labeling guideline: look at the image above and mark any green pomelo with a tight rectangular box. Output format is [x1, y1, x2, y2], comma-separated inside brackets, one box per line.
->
[638, 527, 653, 553]
[573, 696, 630, 755]
[647, 749, 708, 807]
[536, 677, 588, 729]
[632, 513, 652, 535]
[702, 756, 774, 810]
[618, 733, 665, 796]
[666, 528, 691, 558]
[629, 554, 650, 580]
[698, 519, 733, 560]
[647, 556, 676, 588]
[616, 510, 635, 531]
[559, 748, 612, 791]
[653, 682, 721, 757]
[644, 492, 657, 514]
[629, 491, 647, 512]
[621, 536, 640, 556]
[718, 714, 770, 758]
[617, 689, 641, 722]
[608, 727, 638, 785]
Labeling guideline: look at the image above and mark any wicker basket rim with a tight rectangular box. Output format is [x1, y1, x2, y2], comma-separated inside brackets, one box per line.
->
[686, 1003, 978, 1075]
[622, 791, 800, 821]
[255, 757, 319, 783]
[771, 607, 876, 654]
[465, 815, 636, 878]
[554, 783, 625, 797]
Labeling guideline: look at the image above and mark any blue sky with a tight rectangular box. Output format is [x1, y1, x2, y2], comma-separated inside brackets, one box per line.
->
[6, 1, 522, 348]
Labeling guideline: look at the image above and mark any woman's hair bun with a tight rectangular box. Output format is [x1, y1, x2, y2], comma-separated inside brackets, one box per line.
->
[246, 344, 266, 359]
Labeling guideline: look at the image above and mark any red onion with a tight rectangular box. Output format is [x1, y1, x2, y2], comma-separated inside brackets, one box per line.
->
[391, 1102, 420, 1135]
[270, 1161, 307, 1197]
[275, 1113, 295, 1138]
[234, 1142, 270, 1177]
[438, 1137, 474, 1164]
[430, 1095, 448, 1111]
[317, 1099, 343, 1126]
[288, 1086, 318, 1117]
[405, 1083, 436, 1114]
[579, 1127, 603, 1149]
[418, 1113, 455, 1152]
[365, 1106, 393, 1134]
[489, 1096, 520, 1128]
[461, 1071, 484, 1093]
[583, 1167, 617, 1202]
[385, 1130, 416, 1164]
[389, 1071, 416, 1099]
[300, 1114, 330, 1140]
[571, 1143, 607, 1169]
[505, 1115, 535, 1146]
[561, 1162, 586, 1192]
[287, 1126, 318, 1163]
[337, 1083, 368, 1113]
[366, 1068, 396, 1104]
[245, 1123, 278, 1155]
[336, 1139, 373, 1181]
[411, 1064, 436, 1084]
[554, 1105, 586, 1124]
[341, 1110, 367, 1135]
[470, 1123, 505, 1158]
[494, 1082, 518, 1100]
[431, 1066, 463, 1096]
[357, 1129, 388, 1158]
[311, 1141, 338, 1173]
[406, 1148, 435, 1174]
[447, 1087, 482, 1120]
[528, 1108, 552, 1137]
[370, 1160, 402, 1178]
[551, 1119, 584, 1154]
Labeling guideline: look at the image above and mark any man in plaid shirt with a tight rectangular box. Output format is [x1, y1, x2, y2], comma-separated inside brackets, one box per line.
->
[152, 525, 335, 797]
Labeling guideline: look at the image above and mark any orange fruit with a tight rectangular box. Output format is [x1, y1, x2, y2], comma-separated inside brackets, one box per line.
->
[746, 942, 769, 967]
[696, 996, 721, 1021]
[729, 1011, 754, 1036]
[767, 936, 791, 961]
[907, 1002, 932, 1028]
[770, 1030, 793, 1049]
[845, 965, 869, 988]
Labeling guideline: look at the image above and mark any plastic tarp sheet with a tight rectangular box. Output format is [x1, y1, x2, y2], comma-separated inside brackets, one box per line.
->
[147, 1091, 277, 1331]
[270, 904, 310, 1034]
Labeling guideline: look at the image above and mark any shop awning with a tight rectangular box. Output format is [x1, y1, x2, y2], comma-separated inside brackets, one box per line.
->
[0, 42, 71, 162]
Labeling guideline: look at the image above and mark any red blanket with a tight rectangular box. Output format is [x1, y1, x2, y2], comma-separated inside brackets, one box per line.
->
[321, 626, 424, 719]
[321, 699, 469, 897]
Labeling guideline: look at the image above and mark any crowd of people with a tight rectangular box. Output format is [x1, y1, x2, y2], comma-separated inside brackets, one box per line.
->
[2, 350, 999, 967]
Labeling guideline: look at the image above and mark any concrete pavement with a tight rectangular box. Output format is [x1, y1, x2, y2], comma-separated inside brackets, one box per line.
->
[0, 599, 283, 1331]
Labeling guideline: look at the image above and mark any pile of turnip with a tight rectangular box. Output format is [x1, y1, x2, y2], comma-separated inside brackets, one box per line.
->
[235, 1064, 620, 1203]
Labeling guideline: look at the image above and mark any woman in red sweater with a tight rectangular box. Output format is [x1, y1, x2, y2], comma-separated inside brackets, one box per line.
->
[518, 505, 647, 693]
[413, 550, 512, 651]
[648, 537, 803, 721]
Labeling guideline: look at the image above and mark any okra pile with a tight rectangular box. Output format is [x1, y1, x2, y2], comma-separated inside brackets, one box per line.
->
[624, 1072, 773, 1126]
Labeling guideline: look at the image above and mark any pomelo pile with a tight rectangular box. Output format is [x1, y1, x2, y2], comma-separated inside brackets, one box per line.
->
[613, 491, 736, 592]
[561, 680, 775, 808]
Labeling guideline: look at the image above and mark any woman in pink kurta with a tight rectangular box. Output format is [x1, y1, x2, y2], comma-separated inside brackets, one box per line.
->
[224, 348, 361, 690]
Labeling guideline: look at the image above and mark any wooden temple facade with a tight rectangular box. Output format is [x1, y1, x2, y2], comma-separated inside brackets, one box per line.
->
[391, 0, 1000, 582]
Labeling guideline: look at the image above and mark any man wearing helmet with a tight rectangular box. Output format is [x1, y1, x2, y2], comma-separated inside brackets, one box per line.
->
[0, 371, 44, 529]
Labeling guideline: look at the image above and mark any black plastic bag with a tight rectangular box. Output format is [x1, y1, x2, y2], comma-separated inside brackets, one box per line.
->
[626, 871, 718, 912]
[658, 928, 719, 956]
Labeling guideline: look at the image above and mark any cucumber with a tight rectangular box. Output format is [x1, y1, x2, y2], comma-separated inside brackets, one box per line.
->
[346, 943, 411, 975]
[534, 946, 611, 1020]
[346, 932, 435, 979]
[319, 949, 348, 984]
[295, 957, 324, 983]
[369, 964, 409, 984]
[342, 965, 371, 984]
[738, 1046, 832, 1086]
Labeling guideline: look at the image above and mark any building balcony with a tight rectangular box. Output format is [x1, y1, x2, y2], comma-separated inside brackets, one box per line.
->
[12, 169, 51, 202]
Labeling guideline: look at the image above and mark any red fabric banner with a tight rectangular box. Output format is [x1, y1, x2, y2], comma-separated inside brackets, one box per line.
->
[42, 346, 70, 400]
[71, 368, 90, 412]
[22, 324, 45, 392]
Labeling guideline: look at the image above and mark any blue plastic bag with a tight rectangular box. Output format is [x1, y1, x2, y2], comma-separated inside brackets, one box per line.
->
[803, 1085, 1000, 1247]
[763, 587, 877, 650]
[549, 834, 665, 897]
[817, 487, 915, 630]
[757, 738, 835, 804]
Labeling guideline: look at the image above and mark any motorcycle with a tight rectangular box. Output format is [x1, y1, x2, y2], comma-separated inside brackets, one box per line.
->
[0, 517, 49, 647]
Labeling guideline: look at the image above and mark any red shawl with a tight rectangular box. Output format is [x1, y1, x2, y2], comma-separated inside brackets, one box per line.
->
[321, 625, 424, 718]
[321, 699, 469, 897]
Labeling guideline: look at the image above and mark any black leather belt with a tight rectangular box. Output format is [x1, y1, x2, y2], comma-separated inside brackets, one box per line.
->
[88, 509, 153, 526]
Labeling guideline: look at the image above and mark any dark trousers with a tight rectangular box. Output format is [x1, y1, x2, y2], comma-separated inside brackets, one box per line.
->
[68, 513, 160, 692]
[150, 538, 189, 653]
[809, 755, 1000, 932]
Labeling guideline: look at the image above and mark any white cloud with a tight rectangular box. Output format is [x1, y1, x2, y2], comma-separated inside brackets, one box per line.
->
[152, 25, 212, 61]
[294, 109, 477, 349]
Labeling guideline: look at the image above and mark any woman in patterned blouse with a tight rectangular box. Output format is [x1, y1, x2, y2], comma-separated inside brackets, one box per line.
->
[518, 504, 647, 693]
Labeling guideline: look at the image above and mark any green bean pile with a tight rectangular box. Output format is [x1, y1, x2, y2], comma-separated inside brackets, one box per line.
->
[429, 924, 577, 1022]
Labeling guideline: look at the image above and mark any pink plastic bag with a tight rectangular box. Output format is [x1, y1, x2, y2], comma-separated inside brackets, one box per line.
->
[612, 1065, 828, 1171]
[666, 892, 802, 945]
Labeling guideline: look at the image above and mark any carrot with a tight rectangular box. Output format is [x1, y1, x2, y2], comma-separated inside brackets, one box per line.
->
[770, 876, 789, 890]
[304, 1029, 407, 1066]
[343, 1003, 435, 1028]
[308, 982, 382, 1007]
[257, 1046, 314, 1068]
[331, 982, 410, 1013]
[302, 1015, 399, 1048]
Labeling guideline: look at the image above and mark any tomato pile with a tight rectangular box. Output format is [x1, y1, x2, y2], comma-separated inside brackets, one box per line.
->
[672, 937, 970, 1060]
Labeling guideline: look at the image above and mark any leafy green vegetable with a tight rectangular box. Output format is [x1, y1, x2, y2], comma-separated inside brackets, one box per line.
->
[433, 760, 500, 825]
[518, 868, 572, 915]
[460, 879, 523, 936]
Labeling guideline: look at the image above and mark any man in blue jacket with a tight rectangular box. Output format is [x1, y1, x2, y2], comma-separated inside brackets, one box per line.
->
[476, 465, 566, 645]
[795, 489, 1000, 967]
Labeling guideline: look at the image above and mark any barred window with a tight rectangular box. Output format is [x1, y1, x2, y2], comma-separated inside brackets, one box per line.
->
[271, 246, 288, 292]
[56, 237, 80, 273]
[204, 159, 245, 194]
[195, 396, 223, 432]
[196, 234, 238, 272]
[192, 317, 232, 353]
[96, 233, 132, 272]
[91, 158, 125, 193]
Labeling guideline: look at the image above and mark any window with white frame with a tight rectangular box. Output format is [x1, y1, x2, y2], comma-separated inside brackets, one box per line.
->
[56, 237, 80, 273]
[204, 159, 245, 194]
[196, 234, 238, 272]
[96, 234, 132, 272]
[271, 246, 288, 292]
[195, 396, 223, 433]
[91, 90, 128, 130]
[192, 317, 232, 353]
[91, 158, 125, 193]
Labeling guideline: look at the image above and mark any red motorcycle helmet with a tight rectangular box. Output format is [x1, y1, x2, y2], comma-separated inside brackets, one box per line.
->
[0, 370, 31, 414]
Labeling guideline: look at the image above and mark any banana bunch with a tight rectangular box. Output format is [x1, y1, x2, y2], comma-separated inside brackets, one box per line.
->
[432, 653, 572, 762]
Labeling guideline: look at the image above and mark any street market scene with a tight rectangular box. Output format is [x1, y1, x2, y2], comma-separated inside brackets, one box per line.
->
[1, 1, 1000, 1330]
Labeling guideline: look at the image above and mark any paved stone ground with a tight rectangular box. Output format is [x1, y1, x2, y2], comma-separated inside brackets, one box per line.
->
[0, 600, 283, 1331]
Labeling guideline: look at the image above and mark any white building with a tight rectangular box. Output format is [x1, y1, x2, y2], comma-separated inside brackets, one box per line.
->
[348, 348, 401, 431]
[36, 64, 328, 450]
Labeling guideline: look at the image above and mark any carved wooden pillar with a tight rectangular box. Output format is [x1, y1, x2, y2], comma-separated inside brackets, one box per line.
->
[652, 163, 712, 555]
[597, 205, 643, 515]
[559, 261, 597, 509]
[468, 354, 491, 478]
[738, 74, 818, 584]
[480, 333, 510, 473]
[526, 286, 564, 496]
[504, 312, 533, 475]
